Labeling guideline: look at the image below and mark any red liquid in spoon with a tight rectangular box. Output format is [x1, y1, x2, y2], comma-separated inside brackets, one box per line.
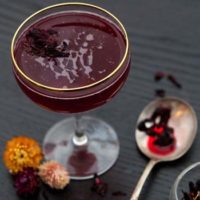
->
[147, 126, 176, 156]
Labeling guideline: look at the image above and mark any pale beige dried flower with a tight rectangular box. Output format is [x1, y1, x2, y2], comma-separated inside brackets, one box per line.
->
[39, 160, 70, 189]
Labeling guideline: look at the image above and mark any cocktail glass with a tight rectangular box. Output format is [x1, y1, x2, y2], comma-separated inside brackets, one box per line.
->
[11, 2, 131, 180]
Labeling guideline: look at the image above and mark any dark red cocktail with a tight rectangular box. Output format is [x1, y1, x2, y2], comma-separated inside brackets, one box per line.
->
[13, 6, 130, 113]
[11, 3, 131, 180]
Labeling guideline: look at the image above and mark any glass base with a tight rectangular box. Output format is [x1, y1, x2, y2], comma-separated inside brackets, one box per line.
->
[43, 116, 120, 180]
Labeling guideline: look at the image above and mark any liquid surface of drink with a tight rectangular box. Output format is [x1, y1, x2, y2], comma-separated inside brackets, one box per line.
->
[14, 11, 126, 89]
[13, 10, 130, 112]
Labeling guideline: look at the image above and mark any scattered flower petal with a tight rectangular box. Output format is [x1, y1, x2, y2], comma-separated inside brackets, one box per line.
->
[155, 89, 166, 98]
[154, 71, 166, 82]
[167, 74, 182, 89]
[91, 174, 108, 197]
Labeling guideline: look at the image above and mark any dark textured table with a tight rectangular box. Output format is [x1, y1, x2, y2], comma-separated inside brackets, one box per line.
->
[1, 0, 200, 199]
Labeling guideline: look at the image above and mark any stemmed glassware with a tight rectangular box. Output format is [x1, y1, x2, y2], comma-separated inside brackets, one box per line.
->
[11, 3, 131, 180]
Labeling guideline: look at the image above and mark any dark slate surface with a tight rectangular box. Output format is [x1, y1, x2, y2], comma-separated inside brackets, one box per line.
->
[0, 0, 200, 199]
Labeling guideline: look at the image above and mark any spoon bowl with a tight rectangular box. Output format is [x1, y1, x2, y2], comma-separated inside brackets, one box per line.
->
[131, 97, 197, 200]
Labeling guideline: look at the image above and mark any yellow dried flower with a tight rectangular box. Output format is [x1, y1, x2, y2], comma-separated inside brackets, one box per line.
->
[39, 160, 70, 189]
[3, 136, 43, 174]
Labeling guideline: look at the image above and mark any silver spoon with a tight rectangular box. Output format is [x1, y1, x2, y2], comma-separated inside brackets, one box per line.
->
[131, 97, 197, 200]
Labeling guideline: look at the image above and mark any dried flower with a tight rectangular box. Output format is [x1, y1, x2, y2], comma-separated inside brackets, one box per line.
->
[167, 74, 182, 89]
[25, 28, 70, 58]
[14, 168, 40, 197]
[112, 191, 127, 196]
[182, 180, 200, 200]
[154, 71, 166, 81]
[3, 136, 43, 174]
[154, 71, 182, 99]
[155, 89, 166, 98]
[91, 174, 108, 197]
[38, 160, 70, 189]
[138, 107, 176, 155]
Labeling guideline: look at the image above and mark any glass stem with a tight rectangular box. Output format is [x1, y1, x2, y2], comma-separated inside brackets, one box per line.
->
[72, 114, 88, 146]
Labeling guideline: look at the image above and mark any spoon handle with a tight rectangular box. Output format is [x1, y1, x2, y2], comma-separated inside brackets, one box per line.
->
[130, 159, 158, 200]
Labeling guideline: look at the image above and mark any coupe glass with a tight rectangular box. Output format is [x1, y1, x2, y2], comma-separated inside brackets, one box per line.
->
[11, 3, 131, 180]
[170, 162, 200, 200]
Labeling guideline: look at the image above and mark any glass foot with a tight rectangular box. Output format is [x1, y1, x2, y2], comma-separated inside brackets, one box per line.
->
[43, 116, 120, 180]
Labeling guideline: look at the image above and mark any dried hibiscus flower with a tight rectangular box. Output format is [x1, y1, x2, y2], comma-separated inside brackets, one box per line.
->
[91, 174, 108, 197]
[182, 180, 200, 200]
[112, 191, 127, 196]
[154, 71, 166, 82]
[155, 89, 166, 98]
[167, 74, 182, 89]
[24, 28, 70, 58]
[14, 167, 40, 197]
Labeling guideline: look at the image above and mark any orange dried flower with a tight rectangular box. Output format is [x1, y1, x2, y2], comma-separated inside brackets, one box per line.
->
[3, 136, 43, 174]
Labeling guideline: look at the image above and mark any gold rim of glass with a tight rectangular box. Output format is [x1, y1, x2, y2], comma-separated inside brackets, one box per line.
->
[11, 2, 129, 91]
